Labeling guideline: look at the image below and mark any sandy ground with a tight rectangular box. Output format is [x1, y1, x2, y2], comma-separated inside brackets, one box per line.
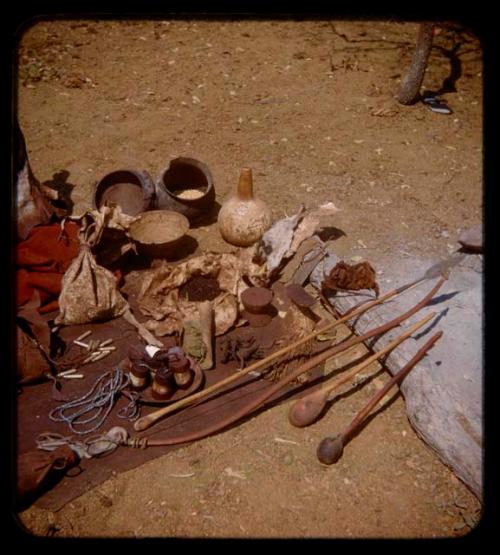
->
[14, 18, 483, 538]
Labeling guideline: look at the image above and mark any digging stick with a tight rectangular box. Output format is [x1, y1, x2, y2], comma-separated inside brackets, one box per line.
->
[288, 311, 435, 427]
[317, 331, 443, 464]
[199, 301, 214, 370]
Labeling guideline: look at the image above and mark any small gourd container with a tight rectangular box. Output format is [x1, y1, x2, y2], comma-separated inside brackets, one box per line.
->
[129, 362, 150, 392]
[168, 349, 194, 389]
[217, 168, 272, 247]
[151, 367, 176, 400]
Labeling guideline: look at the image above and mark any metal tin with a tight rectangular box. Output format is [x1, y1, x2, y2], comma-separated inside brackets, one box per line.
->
[241, 287, 275, 327]
[241, 287, 273, 313]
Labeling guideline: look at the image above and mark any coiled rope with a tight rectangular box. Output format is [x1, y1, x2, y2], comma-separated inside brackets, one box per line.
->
[48, 368, 140, 435]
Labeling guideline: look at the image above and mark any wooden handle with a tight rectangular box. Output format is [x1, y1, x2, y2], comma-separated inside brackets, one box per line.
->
[342, 331, 443, 443]
[321, 311, 435, 398]
[199, 301, 214, 370]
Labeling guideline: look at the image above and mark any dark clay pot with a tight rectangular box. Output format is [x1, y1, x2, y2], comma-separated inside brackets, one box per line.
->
[154, 157, 216, 224]
[92, 169, 156, 216]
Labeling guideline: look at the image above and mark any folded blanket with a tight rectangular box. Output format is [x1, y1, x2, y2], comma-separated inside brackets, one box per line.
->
[16, 222, 80, 314]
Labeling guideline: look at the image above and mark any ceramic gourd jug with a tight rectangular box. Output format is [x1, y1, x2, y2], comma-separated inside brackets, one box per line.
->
[217, 168, 272, 247]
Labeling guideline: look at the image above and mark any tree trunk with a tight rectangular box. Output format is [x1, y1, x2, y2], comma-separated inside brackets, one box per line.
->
[397, 23, 434, 105]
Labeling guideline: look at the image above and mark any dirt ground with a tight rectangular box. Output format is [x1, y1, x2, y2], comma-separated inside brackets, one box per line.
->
[15, 18, 483, 538]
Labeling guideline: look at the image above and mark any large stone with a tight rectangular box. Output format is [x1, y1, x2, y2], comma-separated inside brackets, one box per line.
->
[310, 249, 483, 500]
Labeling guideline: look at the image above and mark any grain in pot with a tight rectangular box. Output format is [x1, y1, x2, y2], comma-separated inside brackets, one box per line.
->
[175, 188, 205, 200]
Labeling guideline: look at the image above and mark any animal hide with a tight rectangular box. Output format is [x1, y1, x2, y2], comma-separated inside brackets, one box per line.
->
[16, 445, 79, 509]
[137, 252, 258, 337]
[17, 291, 53, 384]
[17, 325, 53, 385]
[322, 260, 380, 296]
[15, 121, 57, 241]
[253, 202, 339, 277]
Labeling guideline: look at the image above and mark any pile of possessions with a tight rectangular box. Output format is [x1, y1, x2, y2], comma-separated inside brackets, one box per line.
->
[14, 124, 483, 510]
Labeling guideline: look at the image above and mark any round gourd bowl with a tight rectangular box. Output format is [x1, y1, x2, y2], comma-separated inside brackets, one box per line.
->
[128, 210, 190, 259]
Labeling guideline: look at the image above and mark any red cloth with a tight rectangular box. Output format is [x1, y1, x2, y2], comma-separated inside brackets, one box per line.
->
[16, 222, 81, 314]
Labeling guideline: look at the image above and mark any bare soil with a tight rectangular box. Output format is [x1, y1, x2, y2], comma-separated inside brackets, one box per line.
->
[15, 18, 483, 538]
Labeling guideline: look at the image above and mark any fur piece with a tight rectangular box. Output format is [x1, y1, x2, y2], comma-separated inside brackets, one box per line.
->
[15, 121, 56, 241]
[322, 260, 379, 297]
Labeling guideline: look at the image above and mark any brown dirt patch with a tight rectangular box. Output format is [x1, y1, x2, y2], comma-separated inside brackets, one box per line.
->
[15, 18, 482, 538]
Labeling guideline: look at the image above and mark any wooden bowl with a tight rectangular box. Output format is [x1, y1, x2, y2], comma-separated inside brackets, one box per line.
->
[128, 210, 190, 259]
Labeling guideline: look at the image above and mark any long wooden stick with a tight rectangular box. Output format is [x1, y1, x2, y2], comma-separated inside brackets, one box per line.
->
[317, 311, 435, 399]
[342, 331, 443, 444]
[288, 312, 436, 427]
[133, 278, 419, 432]
[133, 277, 445, 435]
[317, 331, 443, 465]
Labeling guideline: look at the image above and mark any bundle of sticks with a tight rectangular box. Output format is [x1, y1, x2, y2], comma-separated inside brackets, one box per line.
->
[122, 258, 452, 461]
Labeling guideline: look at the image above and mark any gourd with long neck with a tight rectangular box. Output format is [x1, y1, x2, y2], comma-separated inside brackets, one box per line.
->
[217, 168, 272, 247]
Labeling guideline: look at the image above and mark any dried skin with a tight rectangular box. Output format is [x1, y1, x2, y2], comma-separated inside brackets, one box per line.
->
[17, 163, 55, 241]
[219, 335, 265, 368]
[138, 252, 266, 336]
[322, 260, 380, 297]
